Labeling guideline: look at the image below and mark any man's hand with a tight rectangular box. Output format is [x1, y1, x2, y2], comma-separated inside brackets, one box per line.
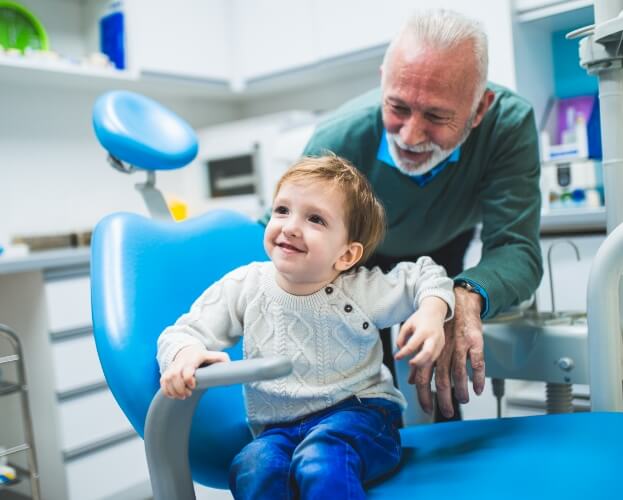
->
[160, 345, 230, 399]
[408, 287, 485, 417]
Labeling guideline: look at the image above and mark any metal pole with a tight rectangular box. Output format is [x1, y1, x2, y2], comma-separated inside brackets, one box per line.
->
[594, 0, 623, 231]
[575, 0, 623, 410]
[597, 69, 623, 231]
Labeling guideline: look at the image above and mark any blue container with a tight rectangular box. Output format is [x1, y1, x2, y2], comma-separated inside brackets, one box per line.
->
[100, 6, 125, 70]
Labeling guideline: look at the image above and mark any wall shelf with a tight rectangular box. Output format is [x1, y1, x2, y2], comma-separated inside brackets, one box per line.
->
[0, 56, 232, 99]
[516, 0, 593, 23]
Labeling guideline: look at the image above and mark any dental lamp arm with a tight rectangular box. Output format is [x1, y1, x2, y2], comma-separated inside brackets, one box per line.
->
[144, 357, 292, 500]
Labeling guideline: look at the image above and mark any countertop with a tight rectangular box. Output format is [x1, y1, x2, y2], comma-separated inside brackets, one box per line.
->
[0, 247, 90, 276]
[540, 207, 607, 235]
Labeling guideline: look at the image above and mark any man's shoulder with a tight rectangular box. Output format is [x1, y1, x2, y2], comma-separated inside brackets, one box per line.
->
[486, 82, 535, 125]
[305, 88, 382, 156]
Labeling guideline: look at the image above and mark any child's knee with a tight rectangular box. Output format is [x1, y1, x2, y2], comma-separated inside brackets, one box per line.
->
[292, 435, 359, 483]
[230, 440, 291, 498]
[231, 439, 290, 477]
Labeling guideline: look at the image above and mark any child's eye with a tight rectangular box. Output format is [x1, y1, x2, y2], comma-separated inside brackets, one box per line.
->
[273, 205, 288, 215]
[308, 214, 325, 225]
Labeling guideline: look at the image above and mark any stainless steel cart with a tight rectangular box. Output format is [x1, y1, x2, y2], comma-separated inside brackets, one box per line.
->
[0, 324, 41, 500]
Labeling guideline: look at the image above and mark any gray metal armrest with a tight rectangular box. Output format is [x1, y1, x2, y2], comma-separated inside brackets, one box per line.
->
[144, 357, 292, 500]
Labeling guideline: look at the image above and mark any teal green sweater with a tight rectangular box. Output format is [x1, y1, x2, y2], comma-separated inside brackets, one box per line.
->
[296, 84, 542, 318]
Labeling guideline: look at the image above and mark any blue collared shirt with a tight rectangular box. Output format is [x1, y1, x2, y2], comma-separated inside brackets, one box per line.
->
[377, 130, 461, 187]
[377, 130, 489, 317]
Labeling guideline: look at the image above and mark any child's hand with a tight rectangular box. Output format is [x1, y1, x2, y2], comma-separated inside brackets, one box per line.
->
[394, 296, 448, 370]
[160, 346, 230, 399]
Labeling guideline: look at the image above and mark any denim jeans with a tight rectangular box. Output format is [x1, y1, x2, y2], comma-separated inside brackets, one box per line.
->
[229, 397, 402, 500]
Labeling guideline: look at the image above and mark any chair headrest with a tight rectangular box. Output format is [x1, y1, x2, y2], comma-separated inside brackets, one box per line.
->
[92, 90, 198, 170]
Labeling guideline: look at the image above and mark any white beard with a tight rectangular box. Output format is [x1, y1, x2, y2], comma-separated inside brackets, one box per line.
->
[387, 135, 454, 176]
[386, 113, 475, 177]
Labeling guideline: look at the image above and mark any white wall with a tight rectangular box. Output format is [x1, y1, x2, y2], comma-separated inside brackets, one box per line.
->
[238, 72, 380, 118]
[0, 85, 238, 247]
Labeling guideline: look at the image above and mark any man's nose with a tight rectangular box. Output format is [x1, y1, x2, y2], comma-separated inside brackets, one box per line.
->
[400, 115, 427, 146]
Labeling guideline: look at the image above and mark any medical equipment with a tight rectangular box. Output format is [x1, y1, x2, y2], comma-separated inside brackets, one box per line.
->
[567, 0, 623, 410]
[89, 88, 623, 499]
[0, 324, 41, 499]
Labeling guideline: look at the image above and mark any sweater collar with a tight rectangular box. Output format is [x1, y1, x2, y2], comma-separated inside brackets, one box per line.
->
[261, 264, 335, 310]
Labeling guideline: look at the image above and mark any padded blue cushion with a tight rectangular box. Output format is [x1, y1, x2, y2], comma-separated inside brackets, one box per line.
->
[92, 91, 198, 170]
[368, 411, 622, 499]
[91, 210, 267, 487]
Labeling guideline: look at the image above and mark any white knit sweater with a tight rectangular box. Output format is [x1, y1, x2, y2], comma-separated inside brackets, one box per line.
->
[157, 257, 454, 427]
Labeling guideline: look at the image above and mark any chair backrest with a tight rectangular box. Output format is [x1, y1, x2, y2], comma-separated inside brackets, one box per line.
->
[91, 209, 267, 487]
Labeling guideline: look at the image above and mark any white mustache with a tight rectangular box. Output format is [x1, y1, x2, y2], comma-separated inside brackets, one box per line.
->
[390, 135, 441, 154]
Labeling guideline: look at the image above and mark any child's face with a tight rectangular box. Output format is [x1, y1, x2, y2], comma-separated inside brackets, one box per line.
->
[264, 180, 362, 295]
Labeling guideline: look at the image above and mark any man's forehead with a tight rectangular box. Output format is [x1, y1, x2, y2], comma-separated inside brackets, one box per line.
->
[384, 46, 477, 107]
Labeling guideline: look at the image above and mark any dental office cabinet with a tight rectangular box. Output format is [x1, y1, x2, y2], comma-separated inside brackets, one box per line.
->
[1, 0, 606, 499]
[0, 254, 150, 500]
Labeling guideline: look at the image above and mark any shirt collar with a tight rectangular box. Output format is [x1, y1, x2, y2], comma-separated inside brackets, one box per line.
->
[377, 129, 461, 187]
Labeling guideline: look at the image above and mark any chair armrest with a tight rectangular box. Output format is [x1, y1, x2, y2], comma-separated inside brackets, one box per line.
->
[145, 357, 292, 500]
[195, 356, 293, 390]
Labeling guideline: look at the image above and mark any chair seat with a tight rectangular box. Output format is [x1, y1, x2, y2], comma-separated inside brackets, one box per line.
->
[92, 90, 198, 170]
[368, 411, 621, 499]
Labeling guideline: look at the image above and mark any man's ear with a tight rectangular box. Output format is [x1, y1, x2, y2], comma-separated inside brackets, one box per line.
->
[335, 242, 364, 272]
[471, 89, 495, 129]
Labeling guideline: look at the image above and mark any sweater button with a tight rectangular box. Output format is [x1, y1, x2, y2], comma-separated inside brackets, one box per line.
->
[325, 286, 333, 294]
[363, 322, 369, 330]
[344, 304, 353, 313]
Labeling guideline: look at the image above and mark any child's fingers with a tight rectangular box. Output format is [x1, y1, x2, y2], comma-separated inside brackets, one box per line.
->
[409, 335, 444, 368]
[170, 370, 190, 398]
[395, 328, 426, 360]
[409, 339, 435, 367]
[206, 351, 230, 364]
[182, 365, 197, 390]
[395, 322, 414, 349]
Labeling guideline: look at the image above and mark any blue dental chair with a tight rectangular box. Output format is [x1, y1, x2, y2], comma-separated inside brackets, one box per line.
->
[91, 91, 623, 499]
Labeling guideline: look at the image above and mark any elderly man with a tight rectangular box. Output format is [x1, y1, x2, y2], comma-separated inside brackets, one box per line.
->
[301, 9, 543, 420]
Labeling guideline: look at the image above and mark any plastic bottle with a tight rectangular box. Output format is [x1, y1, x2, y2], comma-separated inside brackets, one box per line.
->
[100, 1, 125, 70]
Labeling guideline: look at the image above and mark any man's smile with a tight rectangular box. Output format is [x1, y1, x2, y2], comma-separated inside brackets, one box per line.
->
[397, 148, 433, 164]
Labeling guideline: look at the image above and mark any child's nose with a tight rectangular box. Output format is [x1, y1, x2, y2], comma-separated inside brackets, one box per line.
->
[283, 218, 301, 237]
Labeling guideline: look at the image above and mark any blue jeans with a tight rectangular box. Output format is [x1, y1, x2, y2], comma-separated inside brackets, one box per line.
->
[229, 397, 402, 499]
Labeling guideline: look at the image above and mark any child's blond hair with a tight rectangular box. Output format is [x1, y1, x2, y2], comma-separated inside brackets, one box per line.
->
[274, 154, 386, 264]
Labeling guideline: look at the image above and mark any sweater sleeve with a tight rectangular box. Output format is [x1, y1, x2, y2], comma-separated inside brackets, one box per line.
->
[341, 258, 455, 329]
[456, 109, 543, 318]
[156, 265, 251, 372]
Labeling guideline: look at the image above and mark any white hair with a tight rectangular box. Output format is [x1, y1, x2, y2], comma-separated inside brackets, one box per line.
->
[382, 9, 489, 107]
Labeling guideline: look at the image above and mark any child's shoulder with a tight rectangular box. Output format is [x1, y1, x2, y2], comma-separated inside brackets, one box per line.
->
[336, 260, 429, 287]
[335, 265, 384, 287]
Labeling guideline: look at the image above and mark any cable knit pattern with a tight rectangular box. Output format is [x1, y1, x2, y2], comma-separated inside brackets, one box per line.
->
[157, 257, 454, 427]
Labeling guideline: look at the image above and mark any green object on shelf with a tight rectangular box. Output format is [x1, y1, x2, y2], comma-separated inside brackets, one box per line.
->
[0, 1, 49, 53]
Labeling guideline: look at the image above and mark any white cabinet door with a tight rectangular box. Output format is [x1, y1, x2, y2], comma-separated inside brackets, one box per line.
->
[312, 0, 516, 90]
[126, 0, 231, 80]
[311, 0, 406, 60]
[233, 0, 316, 81]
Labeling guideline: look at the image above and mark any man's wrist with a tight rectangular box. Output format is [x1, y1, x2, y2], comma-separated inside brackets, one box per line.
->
[454, 280, 485, 314]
